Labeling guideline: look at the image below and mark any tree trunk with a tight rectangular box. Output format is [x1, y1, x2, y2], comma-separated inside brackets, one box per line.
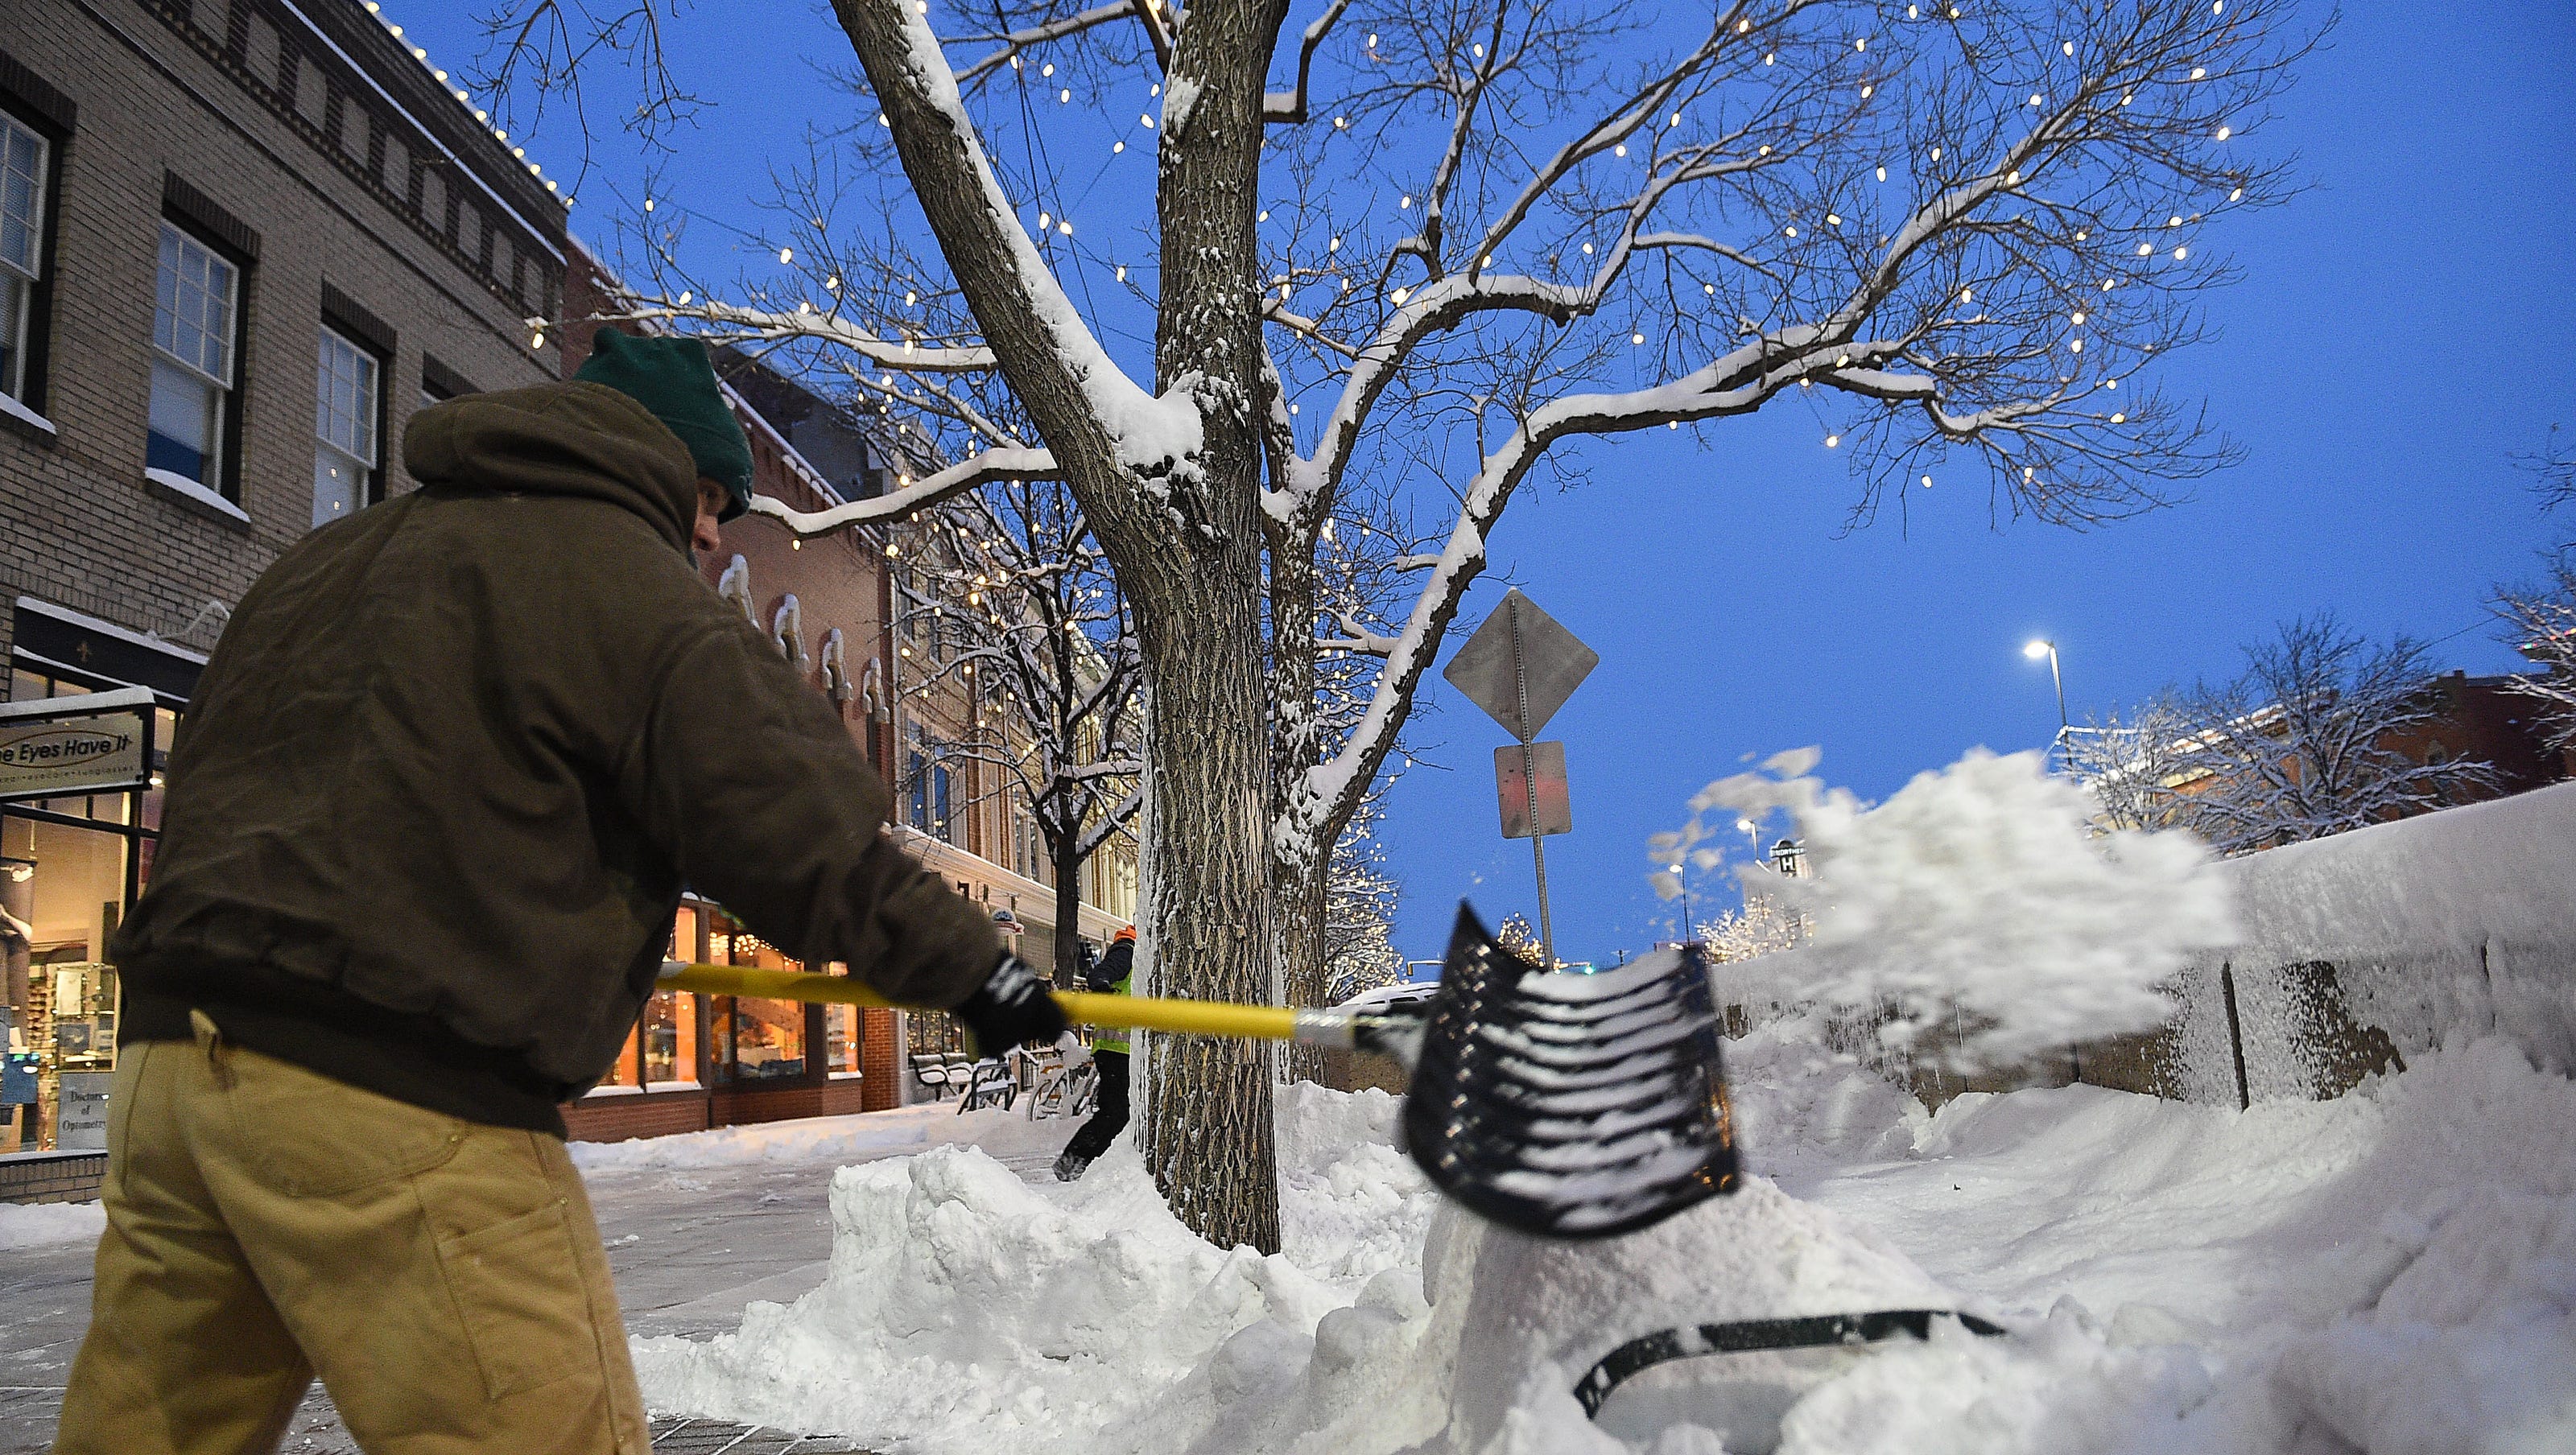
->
[1133, 603, 1278, 1251]
[1124, 0, 1291, 1254]
[1277, 859, 1330, 1082]
[1266, 521, 1329, 1082]
[835, 0, 1288, 1254]
[1050, 828, 1087, 991]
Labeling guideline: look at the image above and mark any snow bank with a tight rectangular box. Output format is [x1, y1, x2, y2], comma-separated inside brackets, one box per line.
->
[636, 1040, 2576, 1455]
[0, 1197, 103, 1250]
[1799, 1037, 2576, 1454]
[570, 1103, 1067, 1176]
[630, 1083, 1439, 1453]
[2171, 780, 2576, 1096]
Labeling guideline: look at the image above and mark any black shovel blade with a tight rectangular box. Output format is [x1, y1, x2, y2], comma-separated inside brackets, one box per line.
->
[1401, 904, 1742, 1239]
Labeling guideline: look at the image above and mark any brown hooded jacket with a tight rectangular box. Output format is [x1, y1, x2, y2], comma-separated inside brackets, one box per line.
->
[111, 381, 996, 1132]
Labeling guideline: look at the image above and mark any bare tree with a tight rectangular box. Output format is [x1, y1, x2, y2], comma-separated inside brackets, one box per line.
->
[890, 478, 1146, 983]
[1697, 892, 1808, 962]
[2061, 690, 2197, 831]
[2490, 438, 2575, 752]
[1318, 806, 1404, 1004]
[2511, 422, 2575, 530]
[483, 0, 2315, 1251]
[2153, 616, 2496, 855]
[2492, 558, 2576, 755]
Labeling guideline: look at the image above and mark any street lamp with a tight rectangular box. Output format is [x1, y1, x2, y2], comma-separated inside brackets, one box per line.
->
[2023, 638, 2069, 738]
[1667, 863, 1695, 946]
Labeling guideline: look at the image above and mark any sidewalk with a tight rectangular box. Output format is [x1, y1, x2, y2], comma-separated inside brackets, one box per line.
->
[0, 1103, 1071, 1453]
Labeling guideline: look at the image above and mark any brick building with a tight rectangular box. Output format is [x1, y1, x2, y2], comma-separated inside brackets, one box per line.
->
[553, 245, 1136, 1143]
[2384, 670, 2576, 799]
[0, 0, 562, 1163]
[0, 0, 1136, 1169]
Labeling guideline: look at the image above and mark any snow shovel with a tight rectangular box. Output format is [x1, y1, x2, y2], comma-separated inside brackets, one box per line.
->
[658, 902, 1740, 1239]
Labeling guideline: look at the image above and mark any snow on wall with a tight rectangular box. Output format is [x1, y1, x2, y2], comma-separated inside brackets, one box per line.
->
[2171, 780, 2576, 1103]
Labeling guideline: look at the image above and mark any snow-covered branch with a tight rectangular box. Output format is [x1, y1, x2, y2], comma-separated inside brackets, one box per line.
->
[748, 448, 1058, 534]
[1262, 0, 1353, 123]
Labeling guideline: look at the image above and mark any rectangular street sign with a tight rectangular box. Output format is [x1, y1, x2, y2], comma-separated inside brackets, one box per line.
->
[1495, 742, 1571, 839]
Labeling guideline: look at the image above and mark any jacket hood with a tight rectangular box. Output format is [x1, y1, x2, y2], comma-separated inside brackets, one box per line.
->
[403, 381, 700, 550]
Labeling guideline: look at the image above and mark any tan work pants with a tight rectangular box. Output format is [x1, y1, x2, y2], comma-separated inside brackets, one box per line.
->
[55, 1012, 649, 1455]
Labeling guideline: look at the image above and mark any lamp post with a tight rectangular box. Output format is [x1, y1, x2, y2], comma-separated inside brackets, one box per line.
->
[1666, 863, 1695, 947]
[2023, 638, 2069, 746]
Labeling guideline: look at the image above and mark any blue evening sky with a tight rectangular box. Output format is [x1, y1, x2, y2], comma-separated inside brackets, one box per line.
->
[396, 2, 2574, 969]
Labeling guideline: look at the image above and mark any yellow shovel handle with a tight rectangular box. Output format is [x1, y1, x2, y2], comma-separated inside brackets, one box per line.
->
[658, 962, 1304, 1043]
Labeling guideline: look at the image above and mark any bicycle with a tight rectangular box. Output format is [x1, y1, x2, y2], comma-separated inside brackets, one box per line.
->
[1020, 1046, 1097, 1122]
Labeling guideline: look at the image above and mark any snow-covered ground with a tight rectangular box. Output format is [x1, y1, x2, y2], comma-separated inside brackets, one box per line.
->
[0, 1198, 103, 1251]
[626, 1030, 2576, 1454]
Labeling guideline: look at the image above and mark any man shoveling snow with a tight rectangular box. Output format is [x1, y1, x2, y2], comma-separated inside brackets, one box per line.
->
[56, 331, 1065, 1455]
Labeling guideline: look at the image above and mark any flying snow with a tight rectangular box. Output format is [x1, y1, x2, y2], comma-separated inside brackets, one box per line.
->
[1651, 748, 2237, 1070]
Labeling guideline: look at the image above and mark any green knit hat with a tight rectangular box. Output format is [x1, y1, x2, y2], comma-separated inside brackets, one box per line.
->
[575, 330, 753, 521]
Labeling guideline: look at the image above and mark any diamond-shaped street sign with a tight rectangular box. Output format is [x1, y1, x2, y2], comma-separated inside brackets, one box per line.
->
[1443, 588, 1598, 741]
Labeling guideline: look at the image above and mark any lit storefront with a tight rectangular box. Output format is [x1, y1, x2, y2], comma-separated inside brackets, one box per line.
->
[560, 899, 902, 1142]
[0, 611, 188, 1163]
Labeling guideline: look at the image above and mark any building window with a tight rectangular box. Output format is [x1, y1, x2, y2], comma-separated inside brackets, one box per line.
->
[706, 913, 806, 1084]
[906, 728, 955, 843]
[0, 111, 48, 406]
[147, 224, 240, 495]
[419, 354, 475, 412]
[312, 324, 378, 526]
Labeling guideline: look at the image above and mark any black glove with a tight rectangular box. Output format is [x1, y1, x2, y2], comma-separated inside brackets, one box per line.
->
[953, 954, 1068, 1057]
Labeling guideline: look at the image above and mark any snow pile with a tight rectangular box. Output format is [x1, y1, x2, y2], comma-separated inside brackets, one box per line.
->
[636, 1041, 2576, 1454]
[1721, 1020, 1929, 1177]
[629, 1084, 1439, 1453]
[1396, 1182, 1962, 1454]
[572, 1111, 930, 1174]
[2268, 1039, 2576, 1452]
[631, 1065, 1989, 1455]
[570, 1102, 1068, 1176]
[1658, 748, 2235, 1070]
[0, 1197, 104, 1250]
[2182, 779, 2576, 1086]
[1800, 1037, 2576, 1454]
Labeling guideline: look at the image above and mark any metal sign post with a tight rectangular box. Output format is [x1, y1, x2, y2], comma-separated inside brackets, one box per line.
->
[1443, 590, 1596, 971]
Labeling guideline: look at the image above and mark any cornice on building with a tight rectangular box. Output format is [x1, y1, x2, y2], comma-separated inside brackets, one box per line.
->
[134, 0, 566, 319]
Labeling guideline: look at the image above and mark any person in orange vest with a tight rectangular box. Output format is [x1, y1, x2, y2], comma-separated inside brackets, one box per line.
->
[1054, 924, 1133, 1181]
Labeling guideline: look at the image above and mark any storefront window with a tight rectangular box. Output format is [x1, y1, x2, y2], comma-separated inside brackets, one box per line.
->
[642, 905, 704, 1087]
[2, 813, 136, 1151]
[711, 914, 805, 1083]
[717, 997, 806, 1082]
[597, 1025, 642, 1089]
[906, 1008, 965, 1058]
[824, 962, 859, 1075]
[645, 989, 697, 1086]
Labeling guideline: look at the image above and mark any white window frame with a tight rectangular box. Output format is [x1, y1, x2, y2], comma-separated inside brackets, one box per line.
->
[147, 222, 240, 497]
[312, 322, 379, 526]
[0, 110, 50, 406]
